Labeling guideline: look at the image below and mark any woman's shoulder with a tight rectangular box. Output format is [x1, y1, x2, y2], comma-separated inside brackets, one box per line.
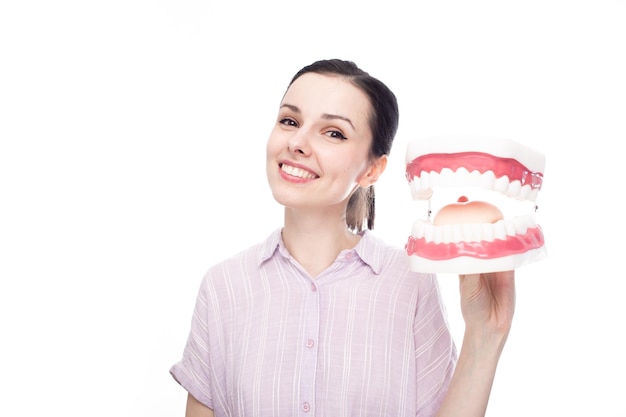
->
[360, 229, 418, 265]
[360, 230, 436, 280]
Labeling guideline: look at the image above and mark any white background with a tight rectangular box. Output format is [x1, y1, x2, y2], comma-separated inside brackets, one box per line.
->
[1, 1, 625, 416]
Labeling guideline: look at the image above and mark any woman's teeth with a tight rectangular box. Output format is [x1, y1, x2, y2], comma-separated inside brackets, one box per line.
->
[281, 163, 318, 179]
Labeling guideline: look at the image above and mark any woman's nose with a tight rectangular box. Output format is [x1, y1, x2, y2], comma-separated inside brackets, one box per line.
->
[287, 130, 312, 156]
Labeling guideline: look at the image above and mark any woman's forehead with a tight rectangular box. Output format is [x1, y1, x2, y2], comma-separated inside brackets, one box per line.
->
[282, 73, 371, 122]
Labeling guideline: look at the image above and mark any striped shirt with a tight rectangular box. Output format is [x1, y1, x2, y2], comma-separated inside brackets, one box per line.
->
[170, 228, 457, 417]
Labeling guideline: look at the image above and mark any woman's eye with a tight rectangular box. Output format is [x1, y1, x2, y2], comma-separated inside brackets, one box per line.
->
[279, 118, 298, 127]
[326, 130, 347, 140]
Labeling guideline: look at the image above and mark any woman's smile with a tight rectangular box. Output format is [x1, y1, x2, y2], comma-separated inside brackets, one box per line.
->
[278, 162, 319, 181]
[266, 72, 373, 209]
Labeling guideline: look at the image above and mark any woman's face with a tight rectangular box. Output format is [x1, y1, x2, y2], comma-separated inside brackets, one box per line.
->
[266, 73, 377, 212]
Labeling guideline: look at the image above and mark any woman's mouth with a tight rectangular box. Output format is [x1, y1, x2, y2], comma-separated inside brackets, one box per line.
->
[279, 163, 319, 179]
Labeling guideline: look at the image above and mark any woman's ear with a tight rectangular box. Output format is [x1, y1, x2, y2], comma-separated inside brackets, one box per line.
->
[358, 155, 388, 188]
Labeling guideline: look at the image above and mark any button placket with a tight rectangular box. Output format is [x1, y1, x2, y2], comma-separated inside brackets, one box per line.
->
[299, 277, 319, 416]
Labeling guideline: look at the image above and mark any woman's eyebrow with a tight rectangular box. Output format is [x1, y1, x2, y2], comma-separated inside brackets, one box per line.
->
[280, 103, 300, 113]
[280, 103, 355, 130]
[321, 113, 355, 130]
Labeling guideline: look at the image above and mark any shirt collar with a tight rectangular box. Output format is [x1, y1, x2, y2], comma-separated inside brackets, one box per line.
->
[258, 228, 383, 275]
[258, 228, 283, 265]
[353, 229, 383, 275]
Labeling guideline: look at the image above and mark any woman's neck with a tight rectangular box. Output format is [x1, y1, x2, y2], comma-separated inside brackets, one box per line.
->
[281, 208, 361, 278]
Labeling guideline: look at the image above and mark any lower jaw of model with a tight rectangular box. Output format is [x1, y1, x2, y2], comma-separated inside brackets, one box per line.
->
[404, 136, 547, 274]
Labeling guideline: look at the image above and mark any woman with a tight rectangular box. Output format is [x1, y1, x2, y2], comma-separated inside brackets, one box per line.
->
[170, 59, 515, 417]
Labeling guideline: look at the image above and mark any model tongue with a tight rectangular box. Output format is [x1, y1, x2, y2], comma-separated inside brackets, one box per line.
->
[433, 196, 504, 226]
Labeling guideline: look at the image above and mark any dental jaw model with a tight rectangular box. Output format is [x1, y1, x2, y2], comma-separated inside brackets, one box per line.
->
[404, 135, 547, 274]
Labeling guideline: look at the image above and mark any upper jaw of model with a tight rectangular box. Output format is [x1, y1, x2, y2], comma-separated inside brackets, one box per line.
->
[404, 135, 547, 274]
[406, 135, 545, 202]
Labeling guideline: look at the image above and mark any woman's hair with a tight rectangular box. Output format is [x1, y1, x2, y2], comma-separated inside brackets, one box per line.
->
[288, 59, 399, 232]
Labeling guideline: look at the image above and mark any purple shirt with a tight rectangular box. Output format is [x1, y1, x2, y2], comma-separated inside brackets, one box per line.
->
[170, 228, 457, 417]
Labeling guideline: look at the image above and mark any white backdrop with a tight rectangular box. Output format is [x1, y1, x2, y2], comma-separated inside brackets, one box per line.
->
[1, 1, 625, 416]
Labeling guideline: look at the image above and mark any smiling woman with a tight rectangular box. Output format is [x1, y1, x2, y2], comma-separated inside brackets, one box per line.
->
[273, 59, 398, 234]
[266, 71, 382, 226]
[3, 1, 626, 416]
[169, 58, 516, 417]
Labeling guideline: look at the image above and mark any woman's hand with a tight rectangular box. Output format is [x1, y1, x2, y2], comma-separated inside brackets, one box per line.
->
[459, 270, 516, 338]
[435, 270, 516, 417]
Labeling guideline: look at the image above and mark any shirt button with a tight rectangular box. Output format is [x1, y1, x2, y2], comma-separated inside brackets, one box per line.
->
[311, 283, 317, 292]
[302, 402, 311, 412]
[306, 338, 315, 348]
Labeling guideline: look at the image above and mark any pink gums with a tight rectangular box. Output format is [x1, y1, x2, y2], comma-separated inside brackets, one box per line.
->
[405, 152, 543, 190]
[405, 226, 545, 260]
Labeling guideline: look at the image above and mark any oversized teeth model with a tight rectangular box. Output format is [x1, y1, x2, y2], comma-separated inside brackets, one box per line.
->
[404, 135, 547, 274]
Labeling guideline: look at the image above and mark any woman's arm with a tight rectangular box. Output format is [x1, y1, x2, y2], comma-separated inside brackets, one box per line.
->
[436, 270, 516, 417]
[185, 393, 214, 417]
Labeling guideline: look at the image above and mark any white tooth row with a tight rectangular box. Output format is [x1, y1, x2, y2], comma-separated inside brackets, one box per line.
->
[410, 168, 540, 201]
[282, 164, 316, 179]
[411, 215, 538, 244]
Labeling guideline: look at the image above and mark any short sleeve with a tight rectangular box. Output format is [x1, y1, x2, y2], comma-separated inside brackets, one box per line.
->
[169, 276, 215, 409]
